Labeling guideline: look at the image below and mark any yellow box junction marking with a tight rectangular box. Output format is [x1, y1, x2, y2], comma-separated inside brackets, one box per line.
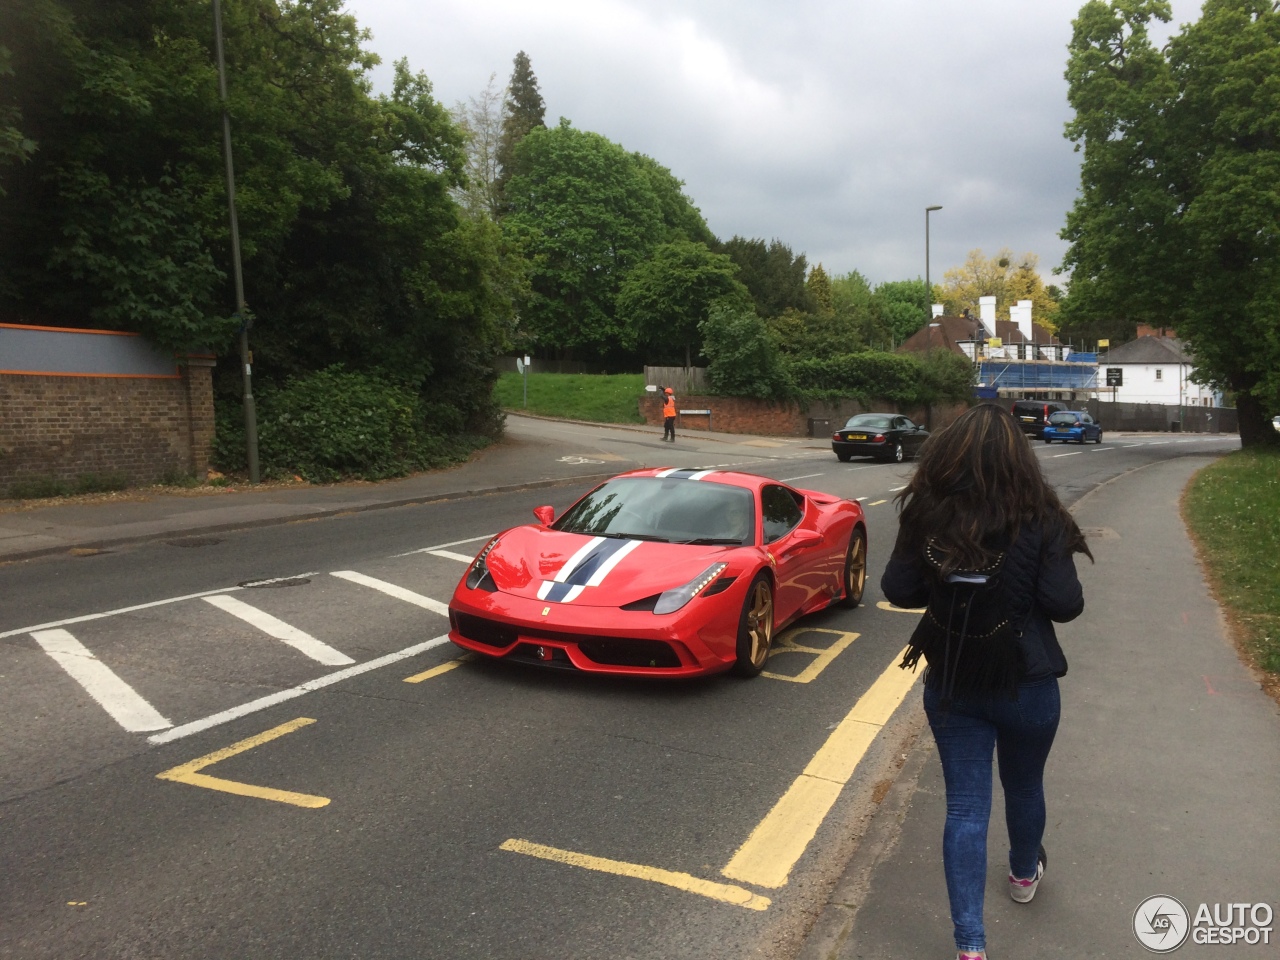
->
[404, 653, 475, 683]
[721, 649, 918, 889]
[876, 600, 925, 614]
[761, 628, 859, 684]
[500, 839, 770, 912]
[156, 717, 329, 809]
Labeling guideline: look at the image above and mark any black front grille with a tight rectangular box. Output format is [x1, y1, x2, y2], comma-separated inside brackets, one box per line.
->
[577, 638, 682, 668]
[452, 611, 517, 648]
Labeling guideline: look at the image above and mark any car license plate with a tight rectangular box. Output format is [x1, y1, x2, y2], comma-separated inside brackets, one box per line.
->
[1056, 427, 1070, 432]
[845, 433, 867, 441]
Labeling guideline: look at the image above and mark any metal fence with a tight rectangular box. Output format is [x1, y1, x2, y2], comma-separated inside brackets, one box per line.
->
[1083, 399, 1235, 433]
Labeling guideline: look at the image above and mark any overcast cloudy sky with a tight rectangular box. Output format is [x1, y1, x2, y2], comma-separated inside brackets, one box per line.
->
[345, 0, 1202, 287]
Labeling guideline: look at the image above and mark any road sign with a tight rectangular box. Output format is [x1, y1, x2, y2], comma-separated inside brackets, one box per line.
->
[1098, 338, 1110, 349]
[1106, 367, 1123, 386]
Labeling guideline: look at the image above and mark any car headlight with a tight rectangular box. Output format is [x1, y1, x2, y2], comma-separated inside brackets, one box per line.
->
[465, 536, 501, 591]
[654, 563, 728, 615]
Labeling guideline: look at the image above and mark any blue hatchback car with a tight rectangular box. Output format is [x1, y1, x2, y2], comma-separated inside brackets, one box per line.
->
[1043, 410, 1103, 444]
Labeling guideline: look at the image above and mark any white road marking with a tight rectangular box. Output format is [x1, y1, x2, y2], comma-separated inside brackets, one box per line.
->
[148, 636, 452, 744]
[202, 594, 353, 666]
[32, 629, 171, 732]
[781, 473, 824, 482]
[889, 485, 907, 492]
[393, 534, 492, 558]
[238, 572, 320, 588]
[0, 587, 242, 641]
[1091, 447, 1115, 452]
[428, 549, 477, 563]
[1053, 451, 1083, 457]
[329, 571, 450, 616]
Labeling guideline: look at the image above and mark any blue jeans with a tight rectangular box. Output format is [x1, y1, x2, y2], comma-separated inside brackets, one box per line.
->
[923, 677, 1061, 952]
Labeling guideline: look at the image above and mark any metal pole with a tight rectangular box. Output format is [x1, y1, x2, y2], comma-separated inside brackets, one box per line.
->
[925, 205, 942, 320]
[213, 0, 259, 483]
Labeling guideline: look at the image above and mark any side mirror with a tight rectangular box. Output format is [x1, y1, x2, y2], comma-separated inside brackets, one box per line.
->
[533, 505, 556, 526]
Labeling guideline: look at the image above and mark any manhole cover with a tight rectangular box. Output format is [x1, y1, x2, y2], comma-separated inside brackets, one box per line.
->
[237, 576, 312, 588]
[166, 537, 224, 548]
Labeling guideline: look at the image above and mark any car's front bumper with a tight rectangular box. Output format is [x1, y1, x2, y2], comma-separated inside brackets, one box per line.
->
[447, 581, 747, 678]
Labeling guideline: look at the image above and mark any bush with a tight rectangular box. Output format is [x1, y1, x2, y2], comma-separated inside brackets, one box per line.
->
[213, 367, 489, 482]
[699, 303, 794, 400]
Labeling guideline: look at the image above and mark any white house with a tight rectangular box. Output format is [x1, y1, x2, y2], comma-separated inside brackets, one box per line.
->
[1097, 336, 1222, 406]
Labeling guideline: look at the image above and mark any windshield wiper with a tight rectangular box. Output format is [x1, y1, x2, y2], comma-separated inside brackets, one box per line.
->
[599, 531, 670, 542]
[676, 537, 743, 546]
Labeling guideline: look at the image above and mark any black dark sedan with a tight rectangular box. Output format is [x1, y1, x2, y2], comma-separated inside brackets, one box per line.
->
[831, 414, 929, 463]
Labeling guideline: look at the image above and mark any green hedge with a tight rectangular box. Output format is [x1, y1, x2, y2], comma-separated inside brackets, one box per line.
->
[785, 350, 974, 407]
[214, 367, 490, 482]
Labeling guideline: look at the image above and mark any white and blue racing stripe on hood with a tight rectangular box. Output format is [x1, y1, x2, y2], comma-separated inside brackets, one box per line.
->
[655, 467, 718, 480]
[537, 536, 645, 603]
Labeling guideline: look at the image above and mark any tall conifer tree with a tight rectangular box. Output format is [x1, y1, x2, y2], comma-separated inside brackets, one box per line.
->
[495, 50, 545, 203]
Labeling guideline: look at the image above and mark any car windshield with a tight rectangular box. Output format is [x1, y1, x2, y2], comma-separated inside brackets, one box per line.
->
[554, 477, 756, 545]
[1048, 412, 1082, 425]
[843, 415, 893, 430]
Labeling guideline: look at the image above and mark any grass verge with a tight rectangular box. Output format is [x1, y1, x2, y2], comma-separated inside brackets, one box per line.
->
[494, 372, 646, 424]
[1182, 448, 1280, 698]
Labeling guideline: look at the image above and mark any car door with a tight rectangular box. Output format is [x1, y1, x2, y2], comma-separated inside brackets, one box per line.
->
[761, 484, 823, 623]
[899, 417, 926, 455]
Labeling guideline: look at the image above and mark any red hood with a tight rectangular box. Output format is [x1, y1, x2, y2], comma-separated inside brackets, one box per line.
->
[483, 526, 748, 607]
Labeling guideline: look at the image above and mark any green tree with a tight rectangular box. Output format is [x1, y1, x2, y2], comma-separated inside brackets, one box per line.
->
[872, 278, 929, 345]
[831, 270, 891, 350]
[1062, 0, 1280, 445]
[615, 239, 749, 365]
[629, 152, 716, 246]
[717, 237, 814, 317]
[0, 0, 514, 436]
[495, 50, 545, 202]
[503, 119, 665, 359]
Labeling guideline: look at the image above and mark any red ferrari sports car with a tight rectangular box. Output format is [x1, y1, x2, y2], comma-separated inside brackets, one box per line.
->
[447, 467, 867, 678]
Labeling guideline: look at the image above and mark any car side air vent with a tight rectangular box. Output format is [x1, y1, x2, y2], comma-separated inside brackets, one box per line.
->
[621, 594, 660, 612]
[703, 576, 737, 596]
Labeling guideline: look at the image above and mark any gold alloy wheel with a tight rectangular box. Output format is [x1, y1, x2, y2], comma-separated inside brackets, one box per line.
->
[746, 579, 774, 667]
[844, 530, 867, 606]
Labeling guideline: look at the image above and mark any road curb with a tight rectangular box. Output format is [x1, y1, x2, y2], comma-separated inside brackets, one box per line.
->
[0, 472, 616, 565]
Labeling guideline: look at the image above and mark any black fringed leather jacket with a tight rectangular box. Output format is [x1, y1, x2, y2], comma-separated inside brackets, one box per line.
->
[880, 518, 1085, 686]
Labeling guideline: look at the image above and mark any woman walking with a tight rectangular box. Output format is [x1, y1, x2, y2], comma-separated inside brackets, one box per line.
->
[881, 403, 1091, 960]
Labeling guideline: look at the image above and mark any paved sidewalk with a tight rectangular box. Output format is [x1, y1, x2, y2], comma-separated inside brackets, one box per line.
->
[798, 455, 1280, 959]
[0, 415, 829, 562]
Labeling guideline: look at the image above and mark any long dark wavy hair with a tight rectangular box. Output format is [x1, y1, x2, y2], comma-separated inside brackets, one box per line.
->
[893, 403, 1092, 575]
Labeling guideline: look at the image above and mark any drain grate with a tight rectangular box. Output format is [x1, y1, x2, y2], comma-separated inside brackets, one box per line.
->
[237, 576, 312, 589]
[166, 537, 224, 548]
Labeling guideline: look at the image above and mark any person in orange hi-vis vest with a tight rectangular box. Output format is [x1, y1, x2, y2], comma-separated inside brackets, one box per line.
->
[662, 387, 677, 442]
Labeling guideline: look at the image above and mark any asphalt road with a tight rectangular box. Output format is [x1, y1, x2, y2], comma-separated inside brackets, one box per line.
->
[0, 421, 1240, 960]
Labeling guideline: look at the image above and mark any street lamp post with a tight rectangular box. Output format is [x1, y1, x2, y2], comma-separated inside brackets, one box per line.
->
[212, 0, 259, 483]
[925, 205, 942, 319]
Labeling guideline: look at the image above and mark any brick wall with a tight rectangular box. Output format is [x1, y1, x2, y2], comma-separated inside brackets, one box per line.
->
[641, 394, 970, 437]
[0, 359, 216, 488]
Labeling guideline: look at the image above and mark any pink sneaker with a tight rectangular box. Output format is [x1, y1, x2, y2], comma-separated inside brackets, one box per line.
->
[957, 951, 987, 960]
[1009, 845, 1047, 903]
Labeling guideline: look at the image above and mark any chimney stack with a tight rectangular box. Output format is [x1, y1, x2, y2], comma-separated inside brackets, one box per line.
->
[978, 296, 997, 339]
[1013, 300, 1033, 344]
[931, 303, 944, 318]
